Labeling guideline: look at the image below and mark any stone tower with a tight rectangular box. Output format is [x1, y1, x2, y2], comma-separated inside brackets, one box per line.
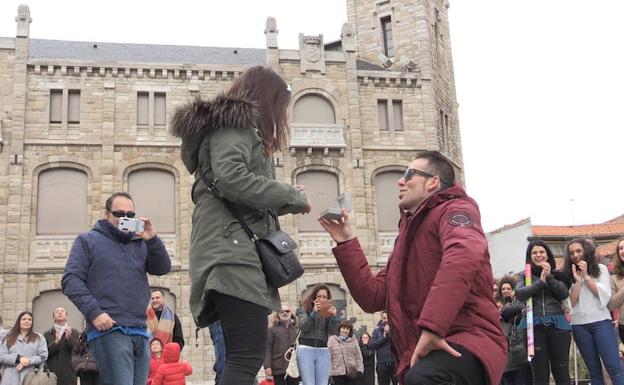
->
[346, 0, 463, 166]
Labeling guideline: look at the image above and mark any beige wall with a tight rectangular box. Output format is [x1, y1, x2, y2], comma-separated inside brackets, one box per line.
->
[0, 0, 464, 381]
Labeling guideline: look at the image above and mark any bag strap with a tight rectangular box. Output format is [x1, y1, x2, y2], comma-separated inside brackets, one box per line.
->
[196, 167, 259, 242]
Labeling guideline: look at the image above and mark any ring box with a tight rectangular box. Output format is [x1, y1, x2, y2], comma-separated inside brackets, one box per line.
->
[320, 192, 352, 220]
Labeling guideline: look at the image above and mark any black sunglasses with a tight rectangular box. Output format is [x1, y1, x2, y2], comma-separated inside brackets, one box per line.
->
[110, 210, 136, 218]
[403, 168, 451, 186]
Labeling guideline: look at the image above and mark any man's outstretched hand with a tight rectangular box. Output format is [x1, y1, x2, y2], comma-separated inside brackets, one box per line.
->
[410, 329, 462, 367]
[318, 209, 355, 243]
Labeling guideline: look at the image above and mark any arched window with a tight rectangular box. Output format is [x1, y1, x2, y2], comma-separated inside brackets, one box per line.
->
[37, 168, 88, 234]
[32, 290, 85, 333]
[293, 94, 336, 124]
[374, 171, 403, 231]
[128, 169, 175, 233]
[296, 171, 339, 232]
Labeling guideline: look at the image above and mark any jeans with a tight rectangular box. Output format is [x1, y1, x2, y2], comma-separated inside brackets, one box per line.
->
[572, 319, 624, 385]
[212, 291, 268, 385]
[297, 345, 330, 385]
[375, 360, 398, 385]
[89, 330, 150, 385]
[531, 324, 571, 385]
[209, 320, 226, 385]
[404, 343, 486, 385]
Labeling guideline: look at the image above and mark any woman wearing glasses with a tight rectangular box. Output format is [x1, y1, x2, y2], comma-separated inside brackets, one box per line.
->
[171, 66, 311, 385]
[514, 240, 571, 385]
[564, 238, 624, 385]
[264, 305, 300, 385]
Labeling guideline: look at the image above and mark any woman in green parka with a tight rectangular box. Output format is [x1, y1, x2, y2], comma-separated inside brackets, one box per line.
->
[170, 65, 311, 385]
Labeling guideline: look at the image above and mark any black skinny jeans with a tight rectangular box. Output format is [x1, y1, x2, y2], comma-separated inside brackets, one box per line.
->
[212, 291, 268, 385]
[376, 360, 398, 385]
[404, 343, 486, 385]
[530, 324, 571, 385]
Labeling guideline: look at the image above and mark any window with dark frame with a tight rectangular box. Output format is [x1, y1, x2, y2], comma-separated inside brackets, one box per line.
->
[378, 99, 404, 132]
[49, 89, 62, 123]
[392, 100, 403, 131]
[68, 90, 81, 124]
[378, 100, 389, 131]
[154, 92, 166, 126]
[137, 92, 149, 126]
[381, 16, 394, 57]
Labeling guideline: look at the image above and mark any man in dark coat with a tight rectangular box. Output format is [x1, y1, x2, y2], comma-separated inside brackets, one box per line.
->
[147, 289, 185, 350]
[370, 311, 398, 385]
[43, 307, 80, 385]
[319, 151, 507, 385]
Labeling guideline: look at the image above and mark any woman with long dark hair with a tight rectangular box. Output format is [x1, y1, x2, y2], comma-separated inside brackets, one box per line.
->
[171, 65, 311, 385]
[609, 237, 624, 343]
[515, 240, 571, 385]
[358, 332, 375, 385]
[564, 238, 624, 385]
[295, 284, 340, 385]
[0, 311, 48, 385]
[499, 276, 531, 385]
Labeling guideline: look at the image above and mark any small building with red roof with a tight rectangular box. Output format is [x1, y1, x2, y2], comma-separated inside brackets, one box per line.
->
[487, 216, 624, 278]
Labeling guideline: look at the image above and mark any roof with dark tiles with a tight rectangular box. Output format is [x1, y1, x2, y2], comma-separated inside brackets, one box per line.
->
[28, 39, 266, 65]
[21, 39, 388, 72]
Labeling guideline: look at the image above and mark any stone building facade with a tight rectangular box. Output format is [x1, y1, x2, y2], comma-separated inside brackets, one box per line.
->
[0, 0, 462, 381]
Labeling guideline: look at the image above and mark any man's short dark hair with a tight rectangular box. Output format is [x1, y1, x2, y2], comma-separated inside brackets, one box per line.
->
[105, 192, 134, 211]
[151, 289, 165, 297]
[415, 151, 455, 190]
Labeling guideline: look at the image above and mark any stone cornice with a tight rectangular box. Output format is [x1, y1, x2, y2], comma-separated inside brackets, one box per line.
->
[26, 61, 249, 80]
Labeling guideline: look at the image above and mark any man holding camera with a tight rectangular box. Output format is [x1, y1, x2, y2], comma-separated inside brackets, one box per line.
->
[370, 311, 398, 385]
[319, 151, 506, 385]
[63, 192, 171, 385]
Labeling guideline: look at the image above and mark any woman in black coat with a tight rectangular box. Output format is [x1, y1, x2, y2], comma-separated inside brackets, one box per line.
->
[358, 333, 375, 385]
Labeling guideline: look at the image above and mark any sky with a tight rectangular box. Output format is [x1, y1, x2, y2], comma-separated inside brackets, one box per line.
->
[1, 0, 622, 232]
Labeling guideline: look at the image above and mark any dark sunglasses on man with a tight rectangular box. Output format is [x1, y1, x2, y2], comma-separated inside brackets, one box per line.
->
[110, 210, 136, 218]
[403, 168, 451, 186]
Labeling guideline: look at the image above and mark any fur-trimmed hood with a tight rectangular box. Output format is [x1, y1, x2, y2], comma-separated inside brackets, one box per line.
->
[170, 94, 258, 138]
[170, 94, 258, 174]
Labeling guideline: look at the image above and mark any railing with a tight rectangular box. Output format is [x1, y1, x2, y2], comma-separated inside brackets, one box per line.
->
[289, 123, 346, 151]
[378, 232, 398, 263]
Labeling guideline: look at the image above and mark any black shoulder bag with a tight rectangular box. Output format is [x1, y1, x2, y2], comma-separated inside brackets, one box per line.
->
[196, 168, 304, 288]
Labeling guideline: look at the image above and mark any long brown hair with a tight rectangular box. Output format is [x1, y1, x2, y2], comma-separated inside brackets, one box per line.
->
[612, 237, 624, 279]
[563, 238, 601, 283]
[2, 311, 39, 348]
[226, 65, 291, 155]
[301, 284, 332, 314]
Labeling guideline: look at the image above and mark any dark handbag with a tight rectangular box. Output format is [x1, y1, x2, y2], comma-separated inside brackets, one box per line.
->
[196, 168, 304, 288]
[71, 333, 98, 374]
[23, 364, 57, 385]
[507, 317, 527, 368]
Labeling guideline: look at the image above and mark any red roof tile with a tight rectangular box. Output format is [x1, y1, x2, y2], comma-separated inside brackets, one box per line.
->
[532, 223, 624, 237]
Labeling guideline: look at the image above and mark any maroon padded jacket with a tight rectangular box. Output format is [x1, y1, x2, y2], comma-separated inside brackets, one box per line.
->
[332, 184, 506, 385]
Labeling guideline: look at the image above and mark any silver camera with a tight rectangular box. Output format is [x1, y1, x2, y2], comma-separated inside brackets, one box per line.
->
[320, 192, 352, 220]
[118, 217, 145, 233]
